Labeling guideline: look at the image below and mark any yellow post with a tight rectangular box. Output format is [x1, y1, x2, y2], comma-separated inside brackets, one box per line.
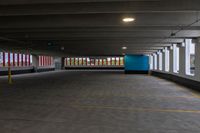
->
[8, 67, 12, 84]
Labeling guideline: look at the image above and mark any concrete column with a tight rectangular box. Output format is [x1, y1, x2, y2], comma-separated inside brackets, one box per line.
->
[32, 54, 39, 72]
[61, 57, 65, 69]
[153, 54, 156, 70]
[162, 50, 165, 71]
[169, 47, 174, 74]
[152, 54, 155, 70]
[157, 53, 159, 71]
[178, 43, 186, 77]
[54, 57, 62, 70]
[194, 38, 200, 81]
[149, 55, 153, 70]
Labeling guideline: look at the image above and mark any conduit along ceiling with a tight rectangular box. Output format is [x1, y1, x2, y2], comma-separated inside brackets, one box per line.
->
[0, 0, 200, 56]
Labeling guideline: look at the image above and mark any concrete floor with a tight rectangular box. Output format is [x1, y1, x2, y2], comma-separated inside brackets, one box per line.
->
[0, 70, 200, 133]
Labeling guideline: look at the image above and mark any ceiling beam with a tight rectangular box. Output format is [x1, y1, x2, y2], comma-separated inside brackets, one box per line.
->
[1, 1, 200, 16]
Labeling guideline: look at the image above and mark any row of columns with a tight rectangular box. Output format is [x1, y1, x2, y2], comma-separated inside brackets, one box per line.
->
[32, 55, 56, 71]
[65, 57, 124, 66]
[152, 38, 200, 81]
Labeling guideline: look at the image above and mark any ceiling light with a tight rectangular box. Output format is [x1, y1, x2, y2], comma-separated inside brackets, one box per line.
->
[123, 17, 135, 22]
[122, 46, 127, 50]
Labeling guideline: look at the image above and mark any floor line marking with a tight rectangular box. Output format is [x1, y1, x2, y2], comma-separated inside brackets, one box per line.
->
[78, 95, 195, 99]
[72, 104, 200, 114]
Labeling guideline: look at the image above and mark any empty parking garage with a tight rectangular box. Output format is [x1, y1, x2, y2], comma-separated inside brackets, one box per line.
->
[1, 0, 200, 133]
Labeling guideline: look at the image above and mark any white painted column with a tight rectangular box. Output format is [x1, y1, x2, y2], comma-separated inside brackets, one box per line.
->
[194, 38, 200, 81]
[153, 54, 157, 70]
[149, 55, 153, 70]
[162, 50, 165, 71]
[178, 43, 186, 77]
[157, 53, 160, 71]
[169, 47, 174, 74]
[152, 54, 154, 70]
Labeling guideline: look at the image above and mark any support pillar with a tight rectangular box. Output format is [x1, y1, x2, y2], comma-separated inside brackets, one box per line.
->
[32, 54, 39, 72]
[157, 53, 160, 71]
[178, 43, 186, 77]
[162, 50, 165, 71]
[153, 54, 157, 70]
[194, 38, 200, 81]
[169, 47, 174, 74]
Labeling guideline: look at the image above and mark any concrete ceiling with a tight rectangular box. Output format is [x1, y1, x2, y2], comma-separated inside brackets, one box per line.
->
[0, 0, 200, 56]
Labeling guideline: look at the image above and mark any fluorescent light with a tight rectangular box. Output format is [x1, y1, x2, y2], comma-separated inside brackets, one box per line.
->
[123, 17, 135, 22]
[122, 46, 127, 50]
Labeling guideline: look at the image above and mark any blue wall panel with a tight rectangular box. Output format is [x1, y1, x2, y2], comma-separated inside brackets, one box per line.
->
[125, 55, 149, 71]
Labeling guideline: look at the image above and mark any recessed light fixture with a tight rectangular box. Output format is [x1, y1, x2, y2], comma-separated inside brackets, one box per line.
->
[123, 17, 135, 23]
[122, 46, 127, 50]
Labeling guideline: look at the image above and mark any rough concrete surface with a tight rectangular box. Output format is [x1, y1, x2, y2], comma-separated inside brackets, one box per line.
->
[0, 70, 200, 133]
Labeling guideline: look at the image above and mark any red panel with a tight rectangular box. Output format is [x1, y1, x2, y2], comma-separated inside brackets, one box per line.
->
[13, 53, 15, 66]
[90, 59, 92, 66]
[49, 57, 51, 66]
[46, 56, 47, 66]
[47, 56, 49, 66]
[25, 54, 27, 66]
[44, 56, 46, 66]
[48, 56, 49, 66]
[48, 56, 50, 66]
[28, 54, 31, 66]
[3, 52, 5, 67]
[49, 56, 51, 66]
[51, 57, 53, 66]
[43, 56, 45, 66]
[21, 54, 24, 66]
[44, 56, 47, 66]
[17, 53, 19, 66]
[8, 52, 10, 67]
[42, 56, 44, 66]
[46, 56, 48, 66]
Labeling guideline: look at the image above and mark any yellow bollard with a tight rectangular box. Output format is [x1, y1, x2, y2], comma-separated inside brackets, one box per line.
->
[8, 67, 12, 84]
